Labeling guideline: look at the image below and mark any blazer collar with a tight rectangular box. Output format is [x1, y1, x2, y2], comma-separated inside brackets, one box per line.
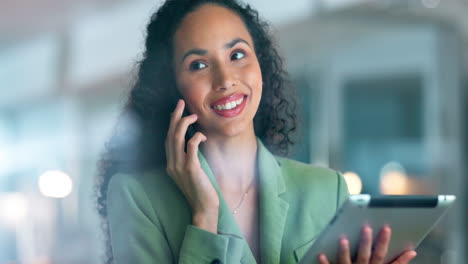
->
[198, 138, 290, 263]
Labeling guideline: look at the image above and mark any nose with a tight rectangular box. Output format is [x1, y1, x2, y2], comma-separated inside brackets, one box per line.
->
[212, 63, 236, 91]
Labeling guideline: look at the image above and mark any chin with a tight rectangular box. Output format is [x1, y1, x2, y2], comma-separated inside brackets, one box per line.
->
[210, 121, 251, 138]
[218, 125, 244, 138]
[226, 128, 245, 138]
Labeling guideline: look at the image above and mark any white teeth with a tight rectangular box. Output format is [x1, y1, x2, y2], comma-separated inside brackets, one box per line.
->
[213, 97, 244, 111]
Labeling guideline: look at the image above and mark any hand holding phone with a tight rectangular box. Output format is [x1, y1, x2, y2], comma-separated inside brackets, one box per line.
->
[164, 99, 219, 233]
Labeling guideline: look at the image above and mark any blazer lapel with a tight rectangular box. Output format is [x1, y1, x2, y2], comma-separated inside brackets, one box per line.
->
[257, 139, 290, 264]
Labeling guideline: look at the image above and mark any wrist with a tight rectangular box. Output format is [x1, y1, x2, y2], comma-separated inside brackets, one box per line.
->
[192, 209, 219, 234]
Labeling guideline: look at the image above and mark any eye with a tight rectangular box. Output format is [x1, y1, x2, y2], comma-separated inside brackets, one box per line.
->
[231, 51, 245, 61]
[189, 61, 207, 71]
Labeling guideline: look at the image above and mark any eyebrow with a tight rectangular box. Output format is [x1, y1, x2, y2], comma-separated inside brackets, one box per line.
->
[224, 38, 250, 49]
[180, 37, 251, 63]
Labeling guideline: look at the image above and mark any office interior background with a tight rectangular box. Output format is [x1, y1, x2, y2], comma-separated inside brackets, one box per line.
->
[0, 0, 466, 263]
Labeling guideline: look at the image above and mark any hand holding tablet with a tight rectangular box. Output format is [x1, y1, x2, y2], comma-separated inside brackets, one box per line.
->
[299, 195, 456, 264]
[317, 225, 417, 264]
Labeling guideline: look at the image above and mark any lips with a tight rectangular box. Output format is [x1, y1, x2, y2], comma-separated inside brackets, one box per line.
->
[210, 93, 247, 118]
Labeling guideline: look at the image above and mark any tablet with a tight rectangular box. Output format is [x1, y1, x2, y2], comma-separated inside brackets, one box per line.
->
[299, 195, 456, 264]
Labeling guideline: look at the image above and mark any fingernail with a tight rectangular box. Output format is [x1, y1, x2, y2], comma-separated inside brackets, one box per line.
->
[340, 238, 349, 246]
[319, 253, 326, 261]
[177, 99, 183, 108]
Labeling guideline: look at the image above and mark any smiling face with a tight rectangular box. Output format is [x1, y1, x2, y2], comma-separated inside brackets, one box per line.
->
[173, 4, 263, 139]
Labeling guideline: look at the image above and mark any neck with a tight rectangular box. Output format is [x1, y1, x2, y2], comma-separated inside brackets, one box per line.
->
[200, 130, 258, 193]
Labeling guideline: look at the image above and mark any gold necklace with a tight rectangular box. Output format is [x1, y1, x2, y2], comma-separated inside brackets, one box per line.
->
[232, 176, 255, 215]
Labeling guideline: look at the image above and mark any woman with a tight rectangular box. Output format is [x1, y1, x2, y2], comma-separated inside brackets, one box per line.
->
[96, 0, 417, 263]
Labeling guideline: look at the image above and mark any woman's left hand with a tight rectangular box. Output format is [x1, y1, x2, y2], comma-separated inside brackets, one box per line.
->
[318, 225, 417, 264]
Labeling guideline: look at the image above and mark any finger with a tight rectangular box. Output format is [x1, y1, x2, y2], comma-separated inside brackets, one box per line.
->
[318, 253, 330, 264]
[338, 238, 352, 264]
[356, 225, 372, 264]
[166, 99, 184, 167]
[391, 250, 417, 264]
[370, 225, 391, 264]
[186, 132, 207, 168]
[173, 114, 198, 162]
[167, 99, 184, 139]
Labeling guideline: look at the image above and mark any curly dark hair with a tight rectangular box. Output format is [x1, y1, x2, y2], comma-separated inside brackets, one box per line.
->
[95, 0, 297, 262]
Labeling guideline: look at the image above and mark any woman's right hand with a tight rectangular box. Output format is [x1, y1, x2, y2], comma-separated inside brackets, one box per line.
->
[318, 225, 417, 264]
[165, 99, 220, 232]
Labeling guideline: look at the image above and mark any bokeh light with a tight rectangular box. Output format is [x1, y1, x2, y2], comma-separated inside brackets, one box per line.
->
[380, 162, 409, 195]
[38, 170, 73, 198]
[0, 193, 28, 227]
[343, 171, 362, 194]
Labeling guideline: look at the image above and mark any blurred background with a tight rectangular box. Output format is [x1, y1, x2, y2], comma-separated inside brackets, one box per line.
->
[0, 0, 466, 263]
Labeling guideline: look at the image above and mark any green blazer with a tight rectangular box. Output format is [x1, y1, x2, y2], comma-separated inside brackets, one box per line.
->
[107, 139, 349, 263]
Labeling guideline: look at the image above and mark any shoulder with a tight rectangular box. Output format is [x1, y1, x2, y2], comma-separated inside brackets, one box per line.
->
[107, 167, 188, 215]
[107, 167, 180, 206]
[106, 170, 159, 212]
[276, 157, 341, 186]
[107, 168, 165, 194]
[275, 156, 349, 208]
[107, 168, 179, 199]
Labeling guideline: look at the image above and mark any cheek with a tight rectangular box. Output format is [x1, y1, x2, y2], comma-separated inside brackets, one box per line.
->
[183, 90, 202, 113]
[177, 76, 208, 113]
[242, 63, 263, 95]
